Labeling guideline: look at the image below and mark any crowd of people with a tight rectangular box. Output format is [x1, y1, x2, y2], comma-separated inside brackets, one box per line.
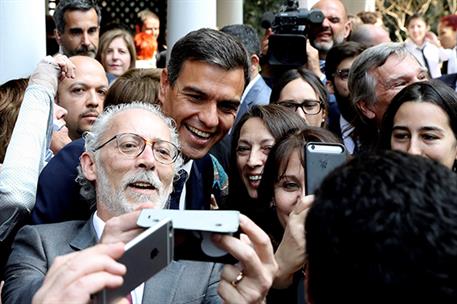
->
[2, 0, 457, 303]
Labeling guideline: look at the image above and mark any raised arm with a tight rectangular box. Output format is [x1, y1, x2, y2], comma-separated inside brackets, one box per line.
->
[0, 55, 75, 245]
[214, 215, 278, 303]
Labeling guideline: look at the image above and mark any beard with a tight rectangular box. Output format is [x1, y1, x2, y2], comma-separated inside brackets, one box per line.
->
[63, 45, 97, 58]
[311, 31, 346, 53]
[96, 165, 172, 217]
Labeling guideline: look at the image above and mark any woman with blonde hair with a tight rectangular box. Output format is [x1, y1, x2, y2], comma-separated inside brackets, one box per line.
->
[96, 28, 136, 83]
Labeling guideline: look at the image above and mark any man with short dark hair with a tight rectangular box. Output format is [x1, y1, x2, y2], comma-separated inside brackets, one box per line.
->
[32, 28, 249, 223]
[325, 41, 366, 153]
[159, 28, 249, 161]
[220, 24, 271, 126]
[53, 0, 101, 57]
[306, 150, 457, 304]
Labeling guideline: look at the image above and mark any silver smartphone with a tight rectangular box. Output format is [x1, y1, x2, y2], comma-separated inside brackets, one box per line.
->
[305, 142, 347, 194]
[94, 218, 173, 304]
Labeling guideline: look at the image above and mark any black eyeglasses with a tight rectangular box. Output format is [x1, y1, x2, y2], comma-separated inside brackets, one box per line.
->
[278, 99, 323, 115]
[93, 133, 180, 164]
[333, 68, 350, 80]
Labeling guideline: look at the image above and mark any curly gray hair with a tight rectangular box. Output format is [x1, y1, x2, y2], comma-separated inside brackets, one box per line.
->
[76, 102, 183, 201]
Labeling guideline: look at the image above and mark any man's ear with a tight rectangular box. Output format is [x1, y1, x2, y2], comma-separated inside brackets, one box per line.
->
[251, 54, 260, 69]
[55, 29, 62, 45]
[343, 20, 352, 39]
[158, 68, 169, 107]
[326, 80, 335, 94]
[356, 100, 376, 119]
[80, 152, 97, 182]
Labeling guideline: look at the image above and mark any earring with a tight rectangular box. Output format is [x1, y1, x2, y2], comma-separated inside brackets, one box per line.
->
[270, 199, 276, 208]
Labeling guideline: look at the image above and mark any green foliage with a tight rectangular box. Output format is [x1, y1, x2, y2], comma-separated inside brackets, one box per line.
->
[243, 0, 284, 37]
[377, 0, 456, 41]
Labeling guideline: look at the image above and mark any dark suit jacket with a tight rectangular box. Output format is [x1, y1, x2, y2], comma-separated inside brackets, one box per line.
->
[233, 76, 271, 128]
[2, 219, 222, 304]
[31, 139, 216, 224]
[438, 73, 457, 91]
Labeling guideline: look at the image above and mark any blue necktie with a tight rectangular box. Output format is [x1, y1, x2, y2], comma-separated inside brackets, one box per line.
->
[168, 169, 188, 209]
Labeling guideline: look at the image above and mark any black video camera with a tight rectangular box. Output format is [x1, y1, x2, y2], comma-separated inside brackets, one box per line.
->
[262, 0, 324, 68]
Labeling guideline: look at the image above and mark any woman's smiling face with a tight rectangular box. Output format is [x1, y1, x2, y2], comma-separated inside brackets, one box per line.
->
[236, 117, 275, 199]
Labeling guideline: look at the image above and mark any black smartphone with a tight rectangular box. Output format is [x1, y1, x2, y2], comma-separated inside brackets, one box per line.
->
[94, 218, 173, 304]
[137, 209, 240, 264]
[305, 142, 347, 195]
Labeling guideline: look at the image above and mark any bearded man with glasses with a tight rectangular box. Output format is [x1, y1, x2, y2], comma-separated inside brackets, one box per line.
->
[2, 102, 277, 304]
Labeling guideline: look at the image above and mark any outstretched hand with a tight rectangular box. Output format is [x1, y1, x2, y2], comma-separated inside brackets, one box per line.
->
[213, 215, 278, 303]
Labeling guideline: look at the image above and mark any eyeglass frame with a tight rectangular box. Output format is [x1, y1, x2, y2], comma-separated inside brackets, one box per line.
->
[277, 99, 324, 115]
[333, 68, 350, 80]
[93, 132, 180, 164]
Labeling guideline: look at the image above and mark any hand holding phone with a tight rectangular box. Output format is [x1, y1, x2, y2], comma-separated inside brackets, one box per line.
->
[137, 210, 240, 264]
[94, 218, 173, 304]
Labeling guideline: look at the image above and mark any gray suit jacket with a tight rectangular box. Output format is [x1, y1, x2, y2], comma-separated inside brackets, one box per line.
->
[2, 219, 223, 304]
[234, 76, 271, 127]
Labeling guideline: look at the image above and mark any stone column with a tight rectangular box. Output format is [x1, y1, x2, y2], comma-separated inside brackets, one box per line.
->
[166, 0, 217, 60]
[217, 0, 243, 28]
[0, 0, 46, 84]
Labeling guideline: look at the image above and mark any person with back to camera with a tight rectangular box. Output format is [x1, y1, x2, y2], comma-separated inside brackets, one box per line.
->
[379, 79, 457, 170]
[256, 127, 340, 303]
[305, 150, 457, 304]
[270, 68, 329, 128]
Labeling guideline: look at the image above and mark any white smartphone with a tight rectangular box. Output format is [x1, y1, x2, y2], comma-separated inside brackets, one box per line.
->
[137, 209, 240, 264]
[305, 142, 347, 194]
[94, 218, 173, 304]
